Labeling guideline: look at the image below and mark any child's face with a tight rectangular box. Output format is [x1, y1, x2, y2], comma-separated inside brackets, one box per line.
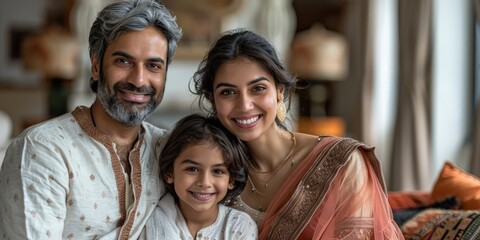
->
[167, 142, 234, 218]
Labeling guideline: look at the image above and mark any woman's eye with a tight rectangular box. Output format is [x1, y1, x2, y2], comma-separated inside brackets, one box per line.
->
[252, 85, 266, 92]
[220, 89, 235, 96]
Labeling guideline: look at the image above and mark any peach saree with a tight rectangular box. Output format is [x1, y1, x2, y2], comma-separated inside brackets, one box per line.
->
[259, 136, 404, 239]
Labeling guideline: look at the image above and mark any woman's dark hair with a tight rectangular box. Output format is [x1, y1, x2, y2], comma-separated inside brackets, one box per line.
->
[159, 113, 249, 203]
[190, 28, 297, 128]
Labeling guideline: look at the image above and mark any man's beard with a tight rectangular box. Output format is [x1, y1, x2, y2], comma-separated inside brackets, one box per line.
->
[96, 76, 163, 127]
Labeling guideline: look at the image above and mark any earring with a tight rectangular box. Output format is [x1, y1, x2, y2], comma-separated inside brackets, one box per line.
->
[276, 97, 286, 122]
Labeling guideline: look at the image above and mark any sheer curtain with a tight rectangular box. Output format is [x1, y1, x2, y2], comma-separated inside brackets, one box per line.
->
[389, 0, 432, 191]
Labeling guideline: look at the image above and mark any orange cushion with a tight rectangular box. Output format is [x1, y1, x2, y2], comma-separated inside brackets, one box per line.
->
[431, 162, 480, 210]
[388, 191, 432, 210]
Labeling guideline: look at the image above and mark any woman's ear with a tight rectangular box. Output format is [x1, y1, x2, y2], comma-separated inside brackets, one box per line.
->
[277, 84, 285, 100]
[228, 179, 235, 190]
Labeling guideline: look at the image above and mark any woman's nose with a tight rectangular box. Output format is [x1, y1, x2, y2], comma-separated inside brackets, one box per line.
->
[238, 93, 254, 111]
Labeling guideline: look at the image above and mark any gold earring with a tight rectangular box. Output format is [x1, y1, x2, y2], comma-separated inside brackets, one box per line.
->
[276, 97, 286, 122]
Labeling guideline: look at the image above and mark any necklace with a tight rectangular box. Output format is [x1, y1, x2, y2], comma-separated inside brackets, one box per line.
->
[248, 131, 296, 174]
[248, 131, 296, 188]
[248, 176, 266, 211]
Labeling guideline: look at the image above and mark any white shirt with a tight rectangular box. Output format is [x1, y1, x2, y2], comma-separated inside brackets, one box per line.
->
[141, 194, 258, 240]
[0, 106, 165, 240]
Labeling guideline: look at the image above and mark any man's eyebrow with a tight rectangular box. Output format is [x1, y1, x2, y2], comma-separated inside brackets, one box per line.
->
[112, 51, 133, 59]
[112, 51, 165, 64]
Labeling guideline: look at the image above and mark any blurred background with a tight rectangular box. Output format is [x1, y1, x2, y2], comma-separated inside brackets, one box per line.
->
[0, 0, 478, 192]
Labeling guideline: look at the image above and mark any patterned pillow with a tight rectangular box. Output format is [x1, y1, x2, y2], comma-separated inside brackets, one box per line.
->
[401, 209, 480, 239]
[393, 196, 460, 227]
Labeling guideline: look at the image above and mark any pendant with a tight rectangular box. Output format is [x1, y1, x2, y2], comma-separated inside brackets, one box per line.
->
[291, 159, 295, 167]
[264, 183, 268, 188]
[251, 187, 255, 193]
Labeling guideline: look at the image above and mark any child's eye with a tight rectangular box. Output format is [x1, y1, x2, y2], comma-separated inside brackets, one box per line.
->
[185, 167, 199, 172]
[213, 168, 228, 175]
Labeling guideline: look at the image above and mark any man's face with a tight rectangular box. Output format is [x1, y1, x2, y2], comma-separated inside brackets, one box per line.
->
[91, 27, 168, 126]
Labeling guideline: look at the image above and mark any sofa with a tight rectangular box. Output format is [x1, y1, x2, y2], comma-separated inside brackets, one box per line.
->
[388, 162, 480, 239]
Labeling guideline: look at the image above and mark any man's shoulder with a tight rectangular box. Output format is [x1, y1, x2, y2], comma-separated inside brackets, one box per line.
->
[142, 121, 167, 138]
[16, 113, 76, 141]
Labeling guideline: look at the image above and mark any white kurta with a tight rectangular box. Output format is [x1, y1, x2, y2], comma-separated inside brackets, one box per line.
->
[140, 194, 258, 240]
[0, 106, 165, 240]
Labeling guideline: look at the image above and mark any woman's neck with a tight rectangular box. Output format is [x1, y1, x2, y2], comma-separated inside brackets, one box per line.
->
[247, 127, 294, 172]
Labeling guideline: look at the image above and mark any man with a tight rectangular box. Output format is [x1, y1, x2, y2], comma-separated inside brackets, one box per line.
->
[0, 0, 181, 239]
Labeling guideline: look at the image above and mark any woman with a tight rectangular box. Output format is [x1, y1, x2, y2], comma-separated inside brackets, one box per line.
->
[191, 29, 403, 239]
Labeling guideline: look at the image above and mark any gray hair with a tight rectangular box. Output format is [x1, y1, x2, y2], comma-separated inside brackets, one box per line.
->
[88, 0, 182, 66]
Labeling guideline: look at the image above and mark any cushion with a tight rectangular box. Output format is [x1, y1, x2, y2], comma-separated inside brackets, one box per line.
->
[393, 196, 460, 227]
[401, 209, 480, 239]
[431, 162, 480, 210]
[388, 191, 432, 210]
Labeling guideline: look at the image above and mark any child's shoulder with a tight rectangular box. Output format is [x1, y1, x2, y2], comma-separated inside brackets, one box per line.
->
[221, 205, 256, 225]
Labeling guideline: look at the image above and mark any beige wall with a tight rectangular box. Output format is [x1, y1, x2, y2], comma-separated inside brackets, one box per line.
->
[0, 87, 47, 137]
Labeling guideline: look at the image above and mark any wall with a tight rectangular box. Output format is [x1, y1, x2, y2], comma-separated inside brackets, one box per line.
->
[0, 0, 48, 86]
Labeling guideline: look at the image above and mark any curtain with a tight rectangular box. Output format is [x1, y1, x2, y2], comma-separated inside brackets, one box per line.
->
[472, 103, 480, 177]
[471, 0, 480, 177]
[389, 0, 432, 191]
[335, 0, 375, 142]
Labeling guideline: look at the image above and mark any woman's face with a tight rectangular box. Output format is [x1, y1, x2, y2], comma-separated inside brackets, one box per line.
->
[212, 58, 281, 142]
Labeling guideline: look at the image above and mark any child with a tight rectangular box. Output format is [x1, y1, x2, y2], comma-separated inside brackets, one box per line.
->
[141, 114, 258, 239]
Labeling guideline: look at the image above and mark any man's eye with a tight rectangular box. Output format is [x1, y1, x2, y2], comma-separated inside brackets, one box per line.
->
[147, 63, 162, 71]
[116, 58, 130, 64]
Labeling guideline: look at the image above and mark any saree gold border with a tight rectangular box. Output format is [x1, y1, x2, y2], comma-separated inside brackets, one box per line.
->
[266, 137, 361, 239]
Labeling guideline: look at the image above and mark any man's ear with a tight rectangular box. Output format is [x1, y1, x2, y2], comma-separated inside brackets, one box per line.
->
[90, 54, 100, 81]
